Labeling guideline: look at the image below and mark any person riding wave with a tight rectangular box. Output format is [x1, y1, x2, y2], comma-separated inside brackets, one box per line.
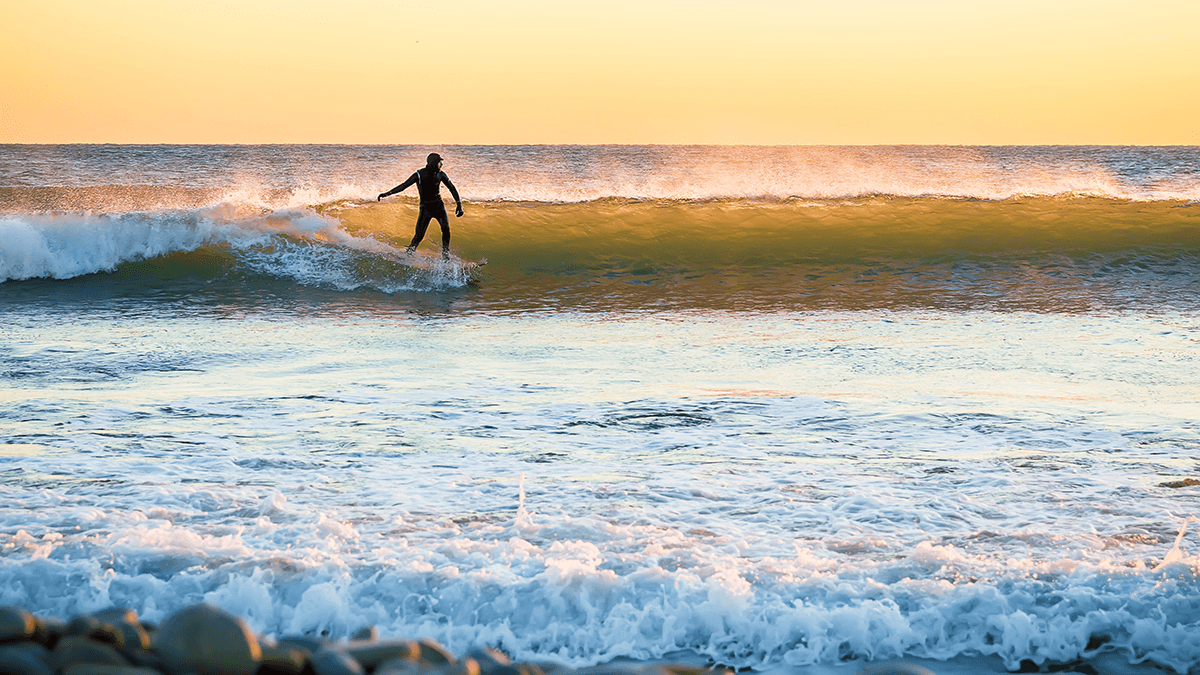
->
[378, 153, 463, 260]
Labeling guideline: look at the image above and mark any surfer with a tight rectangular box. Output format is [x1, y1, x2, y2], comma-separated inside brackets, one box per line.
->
[378, 153, 464, 259]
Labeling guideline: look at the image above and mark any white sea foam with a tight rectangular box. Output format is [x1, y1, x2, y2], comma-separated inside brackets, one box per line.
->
[1, 497, 1199, 673]
[0, 212, 215, 281]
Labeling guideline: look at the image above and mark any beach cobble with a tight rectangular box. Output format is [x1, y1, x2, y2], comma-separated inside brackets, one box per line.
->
[0, 604, 745, 675]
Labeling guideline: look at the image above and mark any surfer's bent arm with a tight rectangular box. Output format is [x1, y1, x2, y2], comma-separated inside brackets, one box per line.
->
[378, 172, 419, 200]
[441, 172, 463, 215]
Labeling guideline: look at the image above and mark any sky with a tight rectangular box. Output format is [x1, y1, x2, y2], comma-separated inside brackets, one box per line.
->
[2, 0, 1198, 145]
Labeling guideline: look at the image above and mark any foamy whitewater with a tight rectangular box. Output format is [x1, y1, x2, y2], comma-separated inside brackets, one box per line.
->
[2, 145, 1200, 675]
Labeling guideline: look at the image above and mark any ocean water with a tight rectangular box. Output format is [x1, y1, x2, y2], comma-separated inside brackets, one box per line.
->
[2, 145, 1200, 674]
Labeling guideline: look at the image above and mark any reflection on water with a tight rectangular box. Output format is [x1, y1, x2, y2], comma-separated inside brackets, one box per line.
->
[5, 253, 1200, 317]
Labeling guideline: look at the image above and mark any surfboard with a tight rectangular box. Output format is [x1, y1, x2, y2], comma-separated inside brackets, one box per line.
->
[460, 257, 487, 283]
[396, 249, 487, 282]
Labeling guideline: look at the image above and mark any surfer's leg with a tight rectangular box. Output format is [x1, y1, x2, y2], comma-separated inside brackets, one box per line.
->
[407, 208, 434, 252]
[435, 209, 451, 259]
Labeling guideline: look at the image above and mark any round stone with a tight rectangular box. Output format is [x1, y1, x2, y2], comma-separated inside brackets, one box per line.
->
[51, 636, 129, 670]
[31, 617, 66, 650]
[342, 640, 419, 671]
[373, 659, 420, 675]
[257, 645, 310, 675]
[65, 617, 125, 652]
[153, 604, 261, 675]
[0, 642, 53, 675]
[65, 616, 101, 638]
[467, 647, 510, 667]
[415, 639, 454, 665]
[113, 621, 151, 653]
[310, 648, 364, 675]
[90, 609, 139, 626]
[275, 635, 325, 656]
[0, 606, 36, 643]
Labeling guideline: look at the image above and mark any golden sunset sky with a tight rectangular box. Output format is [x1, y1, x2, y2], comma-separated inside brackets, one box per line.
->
[2, 0, 1197, 144]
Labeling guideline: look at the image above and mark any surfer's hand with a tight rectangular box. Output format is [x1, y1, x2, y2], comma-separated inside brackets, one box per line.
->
[377, 193, 385, 201]
[455, 204, 464, 217]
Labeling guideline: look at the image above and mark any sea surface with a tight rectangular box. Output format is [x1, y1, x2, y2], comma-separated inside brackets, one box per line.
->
[2, 145, 1200, 674]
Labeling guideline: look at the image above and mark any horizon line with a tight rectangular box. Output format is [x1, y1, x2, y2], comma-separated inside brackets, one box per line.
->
[5, 142, 1200, 148]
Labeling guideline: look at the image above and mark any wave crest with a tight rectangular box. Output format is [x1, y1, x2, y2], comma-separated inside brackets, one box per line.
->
[0, 208, 477, 291]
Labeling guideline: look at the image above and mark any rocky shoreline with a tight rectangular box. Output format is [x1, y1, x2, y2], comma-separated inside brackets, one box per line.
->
[0, 604, 937, 675]
[0, 603, 705, 675]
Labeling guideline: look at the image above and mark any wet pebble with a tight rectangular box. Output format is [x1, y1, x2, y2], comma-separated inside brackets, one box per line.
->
[66, 615, 126, 651]
[275, 635, 326, 656]
[0, 603, 737, 675]
[90, 608, 152, 655]
[91, 609, 139, 626]
[152, 604, 261, 675]
[0, 642, 53, 675]
[341, 639, 420, 670]
[467, 648, 533, 675]
[0, 606, 37, 643]
[31, 616, 66, 651]
[374, 659, 421, 675]
[258, 646, 310, 675]
[416, 638, 455, 665]
[311, 648, 365, 675]
[52, 635, 130, 670]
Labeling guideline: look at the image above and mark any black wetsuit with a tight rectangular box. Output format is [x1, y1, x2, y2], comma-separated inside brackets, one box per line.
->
[384, 168, 462, 252]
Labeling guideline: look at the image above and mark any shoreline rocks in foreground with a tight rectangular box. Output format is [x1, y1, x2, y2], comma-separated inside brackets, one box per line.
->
[0, 603, 934, 675]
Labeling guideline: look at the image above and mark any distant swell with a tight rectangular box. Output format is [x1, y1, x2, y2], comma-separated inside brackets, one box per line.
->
[5, 145, 1200, 206]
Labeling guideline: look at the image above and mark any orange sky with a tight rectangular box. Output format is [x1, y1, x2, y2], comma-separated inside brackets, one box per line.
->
[2, 0, 1198, 144]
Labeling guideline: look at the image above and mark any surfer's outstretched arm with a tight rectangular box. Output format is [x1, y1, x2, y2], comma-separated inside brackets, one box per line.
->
[378, 172, 419, 201]
[441, 172, 463, 217]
